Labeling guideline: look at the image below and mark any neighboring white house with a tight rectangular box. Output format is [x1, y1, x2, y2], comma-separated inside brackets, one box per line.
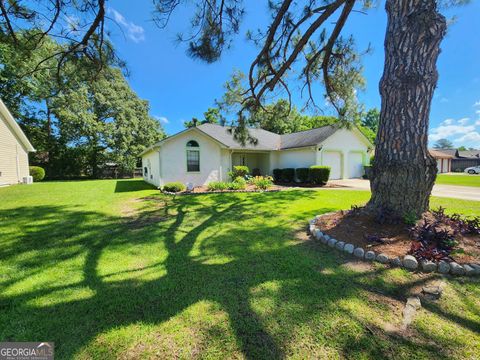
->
[0, 99, 35, 186]
[141, 123, 373, 187]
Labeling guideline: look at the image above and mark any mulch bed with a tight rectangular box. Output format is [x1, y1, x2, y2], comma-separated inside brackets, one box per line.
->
[315, 211, 480, 265]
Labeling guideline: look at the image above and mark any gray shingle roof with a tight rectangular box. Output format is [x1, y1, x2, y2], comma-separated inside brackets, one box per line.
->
[279, 125, 338, 149]
[196, 123, 281, 150]
[458, 150, 480, 158]
[196, 123, 340, 150]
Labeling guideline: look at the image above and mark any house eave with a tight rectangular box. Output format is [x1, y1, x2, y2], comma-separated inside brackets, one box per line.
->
[0, 99, 36, 152]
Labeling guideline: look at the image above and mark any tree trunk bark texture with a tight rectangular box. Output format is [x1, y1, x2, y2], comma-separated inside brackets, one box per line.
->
[367, 0, 446, 220]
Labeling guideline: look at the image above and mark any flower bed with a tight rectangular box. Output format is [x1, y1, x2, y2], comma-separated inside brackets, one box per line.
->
[161, 184, 282, 195]
[308, 210, 480, 277]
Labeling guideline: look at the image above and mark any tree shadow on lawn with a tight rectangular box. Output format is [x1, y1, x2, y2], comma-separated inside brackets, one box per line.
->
[0, 191, 478, 359]
[114, 179, 157, 193]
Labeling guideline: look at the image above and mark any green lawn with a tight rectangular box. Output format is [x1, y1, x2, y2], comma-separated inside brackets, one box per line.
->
[436, 174, 480, 187]
[0, 180, 479, 359]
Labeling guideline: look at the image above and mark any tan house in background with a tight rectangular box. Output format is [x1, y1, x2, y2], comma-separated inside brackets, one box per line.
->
[429, 149, 453, 174]
[0, 99, 35, 186]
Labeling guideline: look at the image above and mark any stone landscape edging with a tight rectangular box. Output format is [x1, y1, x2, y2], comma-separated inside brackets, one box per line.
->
[308, 212, 480, 277]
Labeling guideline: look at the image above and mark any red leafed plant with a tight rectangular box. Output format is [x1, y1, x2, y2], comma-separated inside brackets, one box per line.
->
[408, 212, 458, 262]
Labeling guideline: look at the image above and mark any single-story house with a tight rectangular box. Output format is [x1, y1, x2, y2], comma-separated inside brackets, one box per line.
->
[429, 149, 454, 173]
[432, 148, 480, 172]
[0, 99, 35, 186]
[141, 123, 373, 187]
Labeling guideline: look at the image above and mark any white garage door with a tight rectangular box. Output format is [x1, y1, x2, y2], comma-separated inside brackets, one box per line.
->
[348, 152, 364, 178]
[323, 151, 342, 180]
[442, 159, 449, 173]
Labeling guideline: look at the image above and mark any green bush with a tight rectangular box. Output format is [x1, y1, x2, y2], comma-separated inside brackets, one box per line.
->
[207, 181, 229, 191]
[272, 168, 282, 182]
[162, 182, 186, 193]
[309, 166, 331, 185]
[228, 177, 247, 190]
[251, 176, 273, 190]
[29, 166, 45, 182]
[228, 165, 249, 180]
[282, 168, 295, 182]
[295, 168, 309, 183]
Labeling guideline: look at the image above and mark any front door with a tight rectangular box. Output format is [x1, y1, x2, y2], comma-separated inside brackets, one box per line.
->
[232, 153, 246, 166]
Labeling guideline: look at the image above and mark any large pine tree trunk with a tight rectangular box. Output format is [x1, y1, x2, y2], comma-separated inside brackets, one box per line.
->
[367, 0, 447, 220]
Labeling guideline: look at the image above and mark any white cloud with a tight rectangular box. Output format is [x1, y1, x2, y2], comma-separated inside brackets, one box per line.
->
[108, 8, 145, 43]
[431, 116, 480, 147]
[439, 97, 449, 103]
[430, 117, 475, 142]
[474, 100, 480, 107]
[154, 116, 169, 124]
[456, 131, 480, 143]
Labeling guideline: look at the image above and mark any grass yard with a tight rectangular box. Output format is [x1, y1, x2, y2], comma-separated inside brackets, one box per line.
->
[436, 174, 480, 187]
[0, 180, 479, 359]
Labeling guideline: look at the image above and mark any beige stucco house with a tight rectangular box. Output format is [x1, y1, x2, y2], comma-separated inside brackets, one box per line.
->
[141, 123, 373, 187]
[0, 99, 35, 186]
[429, 149, 453, 173]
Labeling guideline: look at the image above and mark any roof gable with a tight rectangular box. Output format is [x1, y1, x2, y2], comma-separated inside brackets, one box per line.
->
[0, 99, 35, 152]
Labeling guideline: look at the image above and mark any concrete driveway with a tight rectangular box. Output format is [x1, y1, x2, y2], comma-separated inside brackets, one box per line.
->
[327, 179, 480, 201]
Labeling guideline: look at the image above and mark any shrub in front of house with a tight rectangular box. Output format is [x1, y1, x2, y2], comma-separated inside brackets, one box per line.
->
[29, 166, 45, 182]
[228, 177, 247, 190]
[163, 182, 186, 193]
[295, 168, 309, 183]
[272, 168, 282, 182]
[282, 168, 295, 182]
[207, 181, 229, 191]
[230, 165, 249, 179]
[309, 166, 331, 185]
[250, 176, 274, 190]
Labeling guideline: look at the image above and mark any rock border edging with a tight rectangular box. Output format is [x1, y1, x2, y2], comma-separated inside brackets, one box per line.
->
[308, 213, 480, 277]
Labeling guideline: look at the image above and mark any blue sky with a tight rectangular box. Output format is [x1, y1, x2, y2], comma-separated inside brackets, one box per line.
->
[107, 1, 480, 148]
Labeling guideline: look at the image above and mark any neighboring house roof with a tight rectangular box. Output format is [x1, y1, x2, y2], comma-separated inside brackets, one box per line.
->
[429, 149, 454, 159]
[458, 150, 480, 158]
[141, 123, 372, 156]
[0, 98, 35, 152]
[431, 148, 458, 158]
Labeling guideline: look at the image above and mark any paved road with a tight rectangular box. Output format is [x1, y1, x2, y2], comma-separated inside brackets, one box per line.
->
[327, 179, 480, 201]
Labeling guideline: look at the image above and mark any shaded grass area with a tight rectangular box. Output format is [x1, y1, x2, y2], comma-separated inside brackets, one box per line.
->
[436, 174, 480, 188]
[0, 180, 479, 359]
